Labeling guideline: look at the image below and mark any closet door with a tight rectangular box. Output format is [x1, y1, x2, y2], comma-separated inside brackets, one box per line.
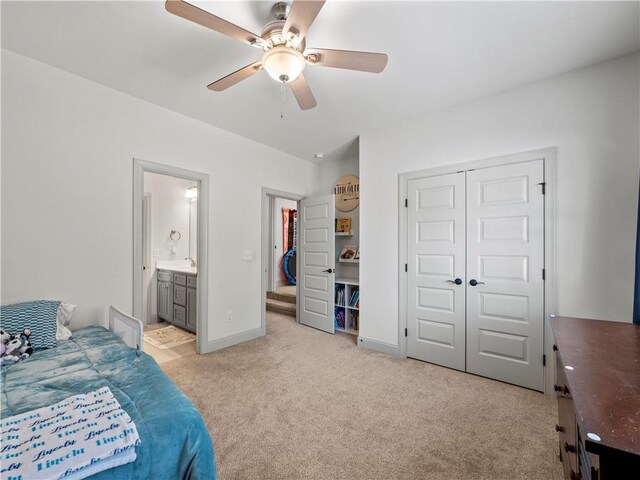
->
[299, 194, 336, 334]
[466, 160, 544, 391]
[407, 173, 466, 371]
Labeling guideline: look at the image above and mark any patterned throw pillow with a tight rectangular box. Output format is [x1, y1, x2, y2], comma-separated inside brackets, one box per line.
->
[0, 300, 61, 350]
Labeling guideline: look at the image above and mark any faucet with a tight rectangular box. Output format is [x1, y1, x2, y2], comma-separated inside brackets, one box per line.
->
[185, 257, 196, 267]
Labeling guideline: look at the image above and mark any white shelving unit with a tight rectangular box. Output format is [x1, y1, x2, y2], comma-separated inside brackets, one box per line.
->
[336, 225, 358, 263]
[334, 277, 360, 335]
[334, 209, 359, 337]
[338, 258, 359, 264]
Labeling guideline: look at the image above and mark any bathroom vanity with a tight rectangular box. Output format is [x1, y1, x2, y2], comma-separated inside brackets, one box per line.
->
[157, 267, 197, 333]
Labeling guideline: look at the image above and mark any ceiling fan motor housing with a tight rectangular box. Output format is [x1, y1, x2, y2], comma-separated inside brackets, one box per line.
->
[271, 2, 290, 21]
[260, 21, 305, 52]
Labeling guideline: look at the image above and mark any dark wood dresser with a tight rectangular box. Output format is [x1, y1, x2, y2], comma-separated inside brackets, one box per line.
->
[551, 316, 640, 479]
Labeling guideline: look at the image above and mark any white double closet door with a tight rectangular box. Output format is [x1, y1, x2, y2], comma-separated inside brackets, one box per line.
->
[407, 160, 544, 391]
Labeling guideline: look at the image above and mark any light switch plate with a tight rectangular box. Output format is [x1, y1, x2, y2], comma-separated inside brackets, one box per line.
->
[243, 249, 253, 260]
[153, 248, 160, 258]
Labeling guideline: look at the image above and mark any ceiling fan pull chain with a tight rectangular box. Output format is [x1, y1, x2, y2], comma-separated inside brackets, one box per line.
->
[281, 79, 286, 119]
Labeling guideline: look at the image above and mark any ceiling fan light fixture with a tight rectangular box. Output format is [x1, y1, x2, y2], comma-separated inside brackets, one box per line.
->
[262, 46, 305, 83]
[167, 0, 388, 111]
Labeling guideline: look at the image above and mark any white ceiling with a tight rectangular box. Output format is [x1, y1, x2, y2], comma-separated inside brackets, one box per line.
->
[2, 1, 639, 162]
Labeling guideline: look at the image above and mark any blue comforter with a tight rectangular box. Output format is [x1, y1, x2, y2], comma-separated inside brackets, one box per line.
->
[1, 326, 216, 479]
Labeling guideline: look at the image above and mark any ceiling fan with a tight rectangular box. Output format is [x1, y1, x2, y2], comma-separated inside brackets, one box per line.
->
[165, 0, 388, 110]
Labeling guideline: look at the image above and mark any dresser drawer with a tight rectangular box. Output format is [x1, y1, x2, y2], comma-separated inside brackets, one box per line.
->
[187, 275, 197, 288]
[556, 353, 578, 479]
[157, 270, 172, 282]
[174, 285, 186, 306]
[173, 273, 187, 286]
[173, 304, 186, 327]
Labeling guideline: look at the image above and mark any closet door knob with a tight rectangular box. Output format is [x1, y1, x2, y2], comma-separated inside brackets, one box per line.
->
[469, 279, 485, 286]
[446, 278, 463, 285]
[323, 268, 334, 274]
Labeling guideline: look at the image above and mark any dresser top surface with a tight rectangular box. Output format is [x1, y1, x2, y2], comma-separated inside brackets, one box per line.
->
[551, 316, 640, 457]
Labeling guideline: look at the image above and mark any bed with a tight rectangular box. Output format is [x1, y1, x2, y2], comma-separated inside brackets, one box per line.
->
[1, 307, 216, 479]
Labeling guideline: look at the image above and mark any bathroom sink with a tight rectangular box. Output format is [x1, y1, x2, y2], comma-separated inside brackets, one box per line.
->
[171, 266, 197, 274]
[161, 266, 197, 274]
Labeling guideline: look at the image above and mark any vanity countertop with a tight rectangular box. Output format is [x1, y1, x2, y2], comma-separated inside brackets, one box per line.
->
[156, 261, 197, 275]
[158, 266, 197, 275]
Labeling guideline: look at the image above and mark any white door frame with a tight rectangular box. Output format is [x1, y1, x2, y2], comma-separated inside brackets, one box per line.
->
[133, 158, 210, 355]
[142, 193, 152, 325]
[267, 196, 276, 292]
[398, 147, 557, 395]
[261, 187, 305, 336]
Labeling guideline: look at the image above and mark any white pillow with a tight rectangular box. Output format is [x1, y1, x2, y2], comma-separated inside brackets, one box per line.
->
[56, 322, 72, 341]
[57, 302, 76, 326]
[56, 302, 76, 340]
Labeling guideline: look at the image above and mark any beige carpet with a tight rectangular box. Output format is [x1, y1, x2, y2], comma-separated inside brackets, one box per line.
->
[162, 312, 563, 480]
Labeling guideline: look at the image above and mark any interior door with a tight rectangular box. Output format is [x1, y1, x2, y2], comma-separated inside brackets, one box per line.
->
[466, 160, 544, 391]
[407, 173, 466, 371]
[299, 194, 335, 333]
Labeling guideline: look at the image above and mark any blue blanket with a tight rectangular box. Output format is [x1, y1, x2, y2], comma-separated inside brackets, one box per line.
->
[1, 326, 216, 479]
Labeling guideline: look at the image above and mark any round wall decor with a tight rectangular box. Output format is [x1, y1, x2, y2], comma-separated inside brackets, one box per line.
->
[334, 174, 360, 212]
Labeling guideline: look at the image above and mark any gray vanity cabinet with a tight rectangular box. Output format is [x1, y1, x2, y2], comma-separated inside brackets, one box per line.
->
[157, 271, 173, 322]
[157, 269, 196, 333]
[186, 287, 197, 331]
[173, 304, 186, 328]
[174, 285, 186, 306]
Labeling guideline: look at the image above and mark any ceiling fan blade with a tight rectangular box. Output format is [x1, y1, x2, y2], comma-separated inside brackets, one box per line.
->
[207, 61, 262, 91]
[290, 74, 317, 110]
[305, 48, 388, 73]
[283, 1, 326, 44]
[166, 0, 260, 45]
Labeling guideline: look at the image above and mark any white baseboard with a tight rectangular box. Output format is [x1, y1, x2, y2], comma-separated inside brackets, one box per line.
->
[357, 336, 400, 356]
[203, 327, 263, 354]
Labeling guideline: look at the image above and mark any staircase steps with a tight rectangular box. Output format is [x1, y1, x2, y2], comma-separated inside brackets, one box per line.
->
[266, 298, 296, 317]
[267, 290, 296, 304]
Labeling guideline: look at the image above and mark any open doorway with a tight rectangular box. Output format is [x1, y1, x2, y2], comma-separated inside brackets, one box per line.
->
[133, 159, 210, 358]
[262, 188, 359, 339]
[261, 188, 304, 335]
[266, 197, 298, 317]
[140, 172, 198, 363]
